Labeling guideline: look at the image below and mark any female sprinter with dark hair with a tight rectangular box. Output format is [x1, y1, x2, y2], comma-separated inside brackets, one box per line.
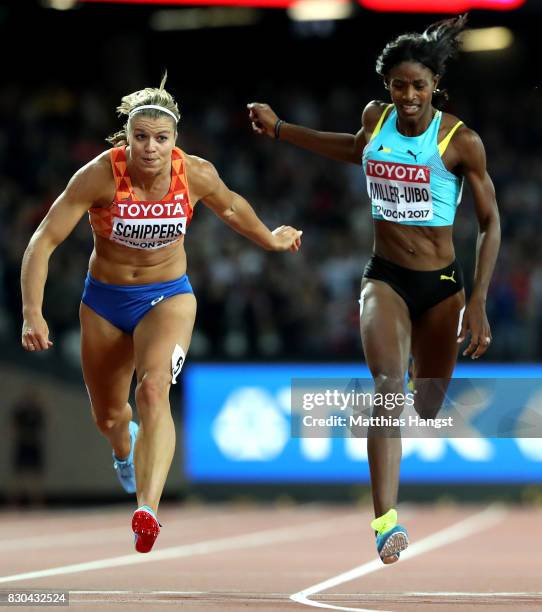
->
[21, 74, 302, 553]
[248, 15, 500, 563]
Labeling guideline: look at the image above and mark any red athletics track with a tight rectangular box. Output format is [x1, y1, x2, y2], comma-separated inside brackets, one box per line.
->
[0, 503, 540, 611]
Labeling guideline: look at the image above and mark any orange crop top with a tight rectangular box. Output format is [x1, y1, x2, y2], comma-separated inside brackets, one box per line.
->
[88, 146, 193, 250]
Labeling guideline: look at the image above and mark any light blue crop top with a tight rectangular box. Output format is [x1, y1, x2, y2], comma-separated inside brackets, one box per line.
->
[362, 105, 464, 226]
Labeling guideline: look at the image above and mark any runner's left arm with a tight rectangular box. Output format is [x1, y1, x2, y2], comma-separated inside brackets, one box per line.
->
[455, 128, 501, 359]
[190, 156, 302, 252]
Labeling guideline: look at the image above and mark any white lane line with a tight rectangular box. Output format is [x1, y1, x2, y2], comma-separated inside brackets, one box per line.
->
[68, 590, 542, 598]
[47, 589, 542, 607]
[290, 505, 507, 612]
[61, 589, 542, 605]
[403, 592, 542, 597]
[0, 513, 360, 585]
[311, 592, 542, 600]
[71, 591, 205, 594]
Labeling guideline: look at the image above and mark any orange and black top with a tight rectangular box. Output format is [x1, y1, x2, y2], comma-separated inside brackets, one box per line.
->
[88, 146, 194, 250]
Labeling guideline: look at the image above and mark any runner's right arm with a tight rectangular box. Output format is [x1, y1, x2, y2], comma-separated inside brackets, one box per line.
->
[21, 157, 110, 351]
[247, 101, 384, 165]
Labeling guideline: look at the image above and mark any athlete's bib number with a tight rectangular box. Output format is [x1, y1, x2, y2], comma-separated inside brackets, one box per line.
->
[111, 200, 188, 250]
[366, 160, 433, 222]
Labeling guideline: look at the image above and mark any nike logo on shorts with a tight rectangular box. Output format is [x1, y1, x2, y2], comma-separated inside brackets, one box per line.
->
[151, 295, 165, 306]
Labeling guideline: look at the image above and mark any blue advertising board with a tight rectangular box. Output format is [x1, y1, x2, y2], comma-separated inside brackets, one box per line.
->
[184, 364, 542, 483]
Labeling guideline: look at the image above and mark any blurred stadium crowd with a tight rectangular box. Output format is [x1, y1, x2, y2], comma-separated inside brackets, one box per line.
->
[1, 70, 541, 367]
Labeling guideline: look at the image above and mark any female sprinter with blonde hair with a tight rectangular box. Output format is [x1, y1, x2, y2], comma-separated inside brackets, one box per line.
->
[21, 75, 302, 553]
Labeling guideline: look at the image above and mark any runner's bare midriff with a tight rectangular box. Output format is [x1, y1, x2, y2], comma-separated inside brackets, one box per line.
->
[89, 234, 188, 284]
[374, 220, 455, 270]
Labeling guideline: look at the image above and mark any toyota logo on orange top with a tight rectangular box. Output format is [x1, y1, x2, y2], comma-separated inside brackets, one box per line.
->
[359, 0, 525, 11]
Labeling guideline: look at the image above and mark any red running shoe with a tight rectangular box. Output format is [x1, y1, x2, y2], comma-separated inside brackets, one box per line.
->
[132, 506, 161, 553]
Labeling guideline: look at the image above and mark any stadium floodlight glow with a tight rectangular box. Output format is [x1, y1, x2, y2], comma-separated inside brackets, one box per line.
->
[288, 0, 352, 21]
[357, 0, 526, 12]
[42, 0, 78, 8]
[150, 7, 258, 30]
[462, 27, 513, 52]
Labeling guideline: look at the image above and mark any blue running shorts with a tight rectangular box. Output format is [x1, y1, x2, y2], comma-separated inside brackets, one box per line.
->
[81, 272, 194, 334]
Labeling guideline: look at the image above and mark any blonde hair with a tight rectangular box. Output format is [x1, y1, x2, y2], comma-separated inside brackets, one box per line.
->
[106, 72, 180, 146]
